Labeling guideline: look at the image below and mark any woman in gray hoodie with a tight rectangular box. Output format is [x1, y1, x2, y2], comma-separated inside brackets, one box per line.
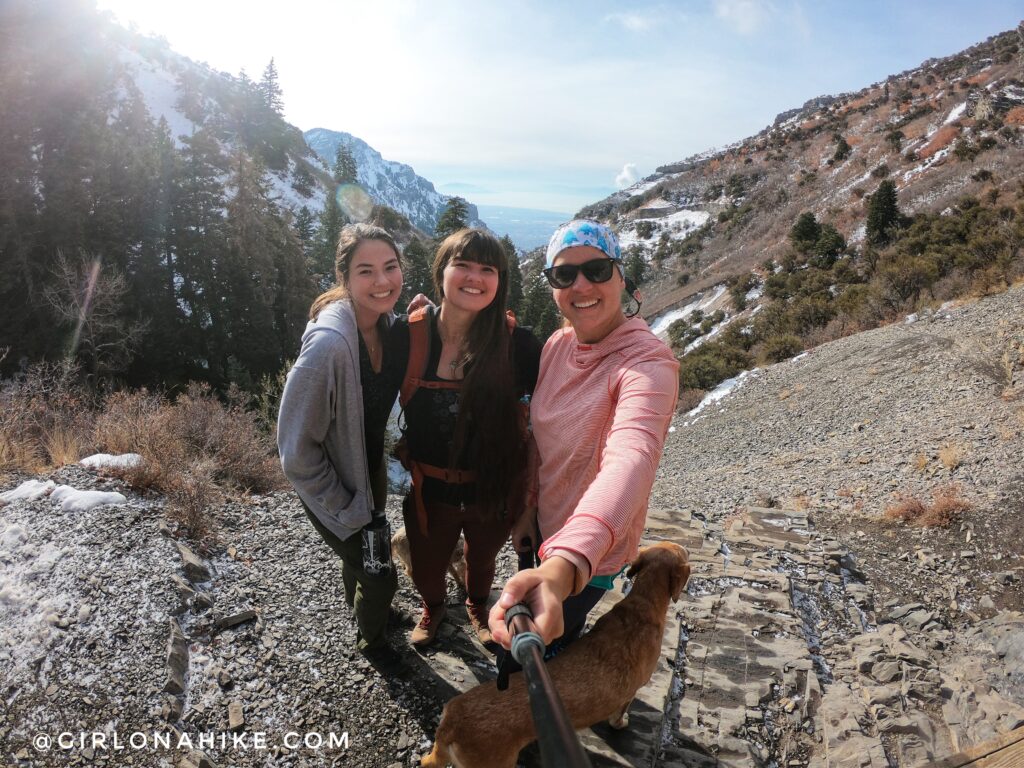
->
[278, 223, 409, 669]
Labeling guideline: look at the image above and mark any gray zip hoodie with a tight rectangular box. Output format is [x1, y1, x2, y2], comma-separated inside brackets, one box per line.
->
[278, 299, 393, 542]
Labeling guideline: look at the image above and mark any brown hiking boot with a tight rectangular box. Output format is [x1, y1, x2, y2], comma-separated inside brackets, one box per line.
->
[465, 599, 492, 644]
[410, 603, 446, 647]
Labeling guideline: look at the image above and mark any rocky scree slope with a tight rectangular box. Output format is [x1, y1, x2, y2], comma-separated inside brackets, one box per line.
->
[648, 282, 1024, 765]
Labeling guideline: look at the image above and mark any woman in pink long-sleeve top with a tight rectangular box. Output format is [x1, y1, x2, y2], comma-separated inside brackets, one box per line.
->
[489, 219, 679, 652]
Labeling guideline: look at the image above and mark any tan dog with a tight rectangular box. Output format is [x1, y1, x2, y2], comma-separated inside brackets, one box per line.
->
[421, 541, 691, 768]
[391, 525, 468, 593]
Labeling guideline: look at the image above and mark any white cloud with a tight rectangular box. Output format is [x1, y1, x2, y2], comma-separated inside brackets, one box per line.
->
[790, 1, 812, 42]
[604, 12, 656, 31]
[615, 163, 639, 188]
[713, 0, 777, 36]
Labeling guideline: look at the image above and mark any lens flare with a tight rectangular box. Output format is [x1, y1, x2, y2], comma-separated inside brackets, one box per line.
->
[68, 258, 101, 359]
[335, 184, 373, 223]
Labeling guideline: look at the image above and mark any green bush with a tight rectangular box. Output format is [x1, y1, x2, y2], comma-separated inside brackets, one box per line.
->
[762, 334, 804, 363]
[678, 340, 751, 391]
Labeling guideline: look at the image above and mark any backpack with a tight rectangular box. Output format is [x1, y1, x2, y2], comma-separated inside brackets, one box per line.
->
[395, 305, 519, 534]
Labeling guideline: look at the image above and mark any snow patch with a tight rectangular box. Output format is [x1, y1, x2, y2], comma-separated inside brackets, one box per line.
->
[682, 369, 757, 425]
[80, 453, 143, 470]
[49, 486, 128, 513]
[902, 145, 952, 184]
[1, 480, 55, 504]
[118, 47, 194, 149]
[944, 102, 967, 125]
[649, 285, 728, 338]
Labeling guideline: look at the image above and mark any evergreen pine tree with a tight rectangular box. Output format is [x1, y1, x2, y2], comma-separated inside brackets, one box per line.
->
[335, 145, 358, 185]
[170, 127, 229, 382]
[624, 246, 648, 287]
[500, 235, 525, 316]
[259, 58, 284, 115]
[866, 180, 906, 246]
[522, 272, 559, 341]
[832, 134, 851, 162]
[129, 116, 185, 385]
[813, 224, 846, 265]
[313, 191, 346, 289]
[294, 206, 316, 263]
[435, 197, 469, 240]
[222, 149, 313, 385]
[401, 237, 435, 304]
[789, 212, 821, 253]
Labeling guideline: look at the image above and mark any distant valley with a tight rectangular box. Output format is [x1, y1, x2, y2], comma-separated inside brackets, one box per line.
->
[474, 205, 571, 251]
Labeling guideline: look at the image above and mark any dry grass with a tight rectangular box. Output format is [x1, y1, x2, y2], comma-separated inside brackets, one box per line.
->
[912, 453, 929, 472]
[919, 125, 959, 159]
[938, 443, 962, 471]
[0, 362, 96, 472]
[778, 383, 806, 401]
[1, 366, 284, 544]
[94, 389, 163, 454]
[43, 427, 88, 468]
[884, 483, 973, 527]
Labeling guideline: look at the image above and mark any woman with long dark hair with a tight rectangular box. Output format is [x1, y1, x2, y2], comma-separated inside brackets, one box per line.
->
[278, 223, 407, 669]
[399, 228, 541, 646]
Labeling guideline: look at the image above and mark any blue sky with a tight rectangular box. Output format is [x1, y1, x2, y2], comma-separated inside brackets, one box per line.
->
[98, 1, 1022, 213]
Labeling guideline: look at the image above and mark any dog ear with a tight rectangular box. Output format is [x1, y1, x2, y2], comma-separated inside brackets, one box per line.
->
[626, 546, 650, 581]
[669, 553, 691, 602]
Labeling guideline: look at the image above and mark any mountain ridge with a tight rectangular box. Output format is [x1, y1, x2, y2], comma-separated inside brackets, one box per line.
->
[303, 127, 481, 234]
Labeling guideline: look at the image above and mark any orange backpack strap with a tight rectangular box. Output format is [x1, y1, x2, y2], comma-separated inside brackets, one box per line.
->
[400, 306, 432, 408]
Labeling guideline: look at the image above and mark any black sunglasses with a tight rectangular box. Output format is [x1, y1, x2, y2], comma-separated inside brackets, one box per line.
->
[543, 258, 619, 289]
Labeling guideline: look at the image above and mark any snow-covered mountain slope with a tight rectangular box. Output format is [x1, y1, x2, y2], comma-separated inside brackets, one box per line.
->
[117, 40, 327, 215]
[304, 128, 480, 234]
[117, 34, 475, 232]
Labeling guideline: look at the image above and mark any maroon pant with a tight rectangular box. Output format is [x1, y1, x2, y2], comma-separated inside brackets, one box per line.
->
[402, 498, 511, 606]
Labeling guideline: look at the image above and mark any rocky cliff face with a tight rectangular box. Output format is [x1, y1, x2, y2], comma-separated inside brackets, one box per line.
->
[304, 128, 481, 234]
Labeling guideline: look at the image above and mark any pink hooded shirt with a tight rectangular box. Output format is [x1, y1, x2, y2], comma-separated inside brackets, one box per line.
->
[531, 317, 679, 589]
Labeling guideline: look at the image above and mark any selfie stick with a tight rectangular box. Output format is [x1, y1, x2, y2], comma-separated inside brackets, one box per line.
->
[505, 603, 593, 768]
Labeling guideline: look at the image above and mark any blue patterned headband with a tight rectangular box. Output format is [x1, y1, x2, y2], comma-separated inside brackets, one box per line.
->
[545, 219, 622, 268]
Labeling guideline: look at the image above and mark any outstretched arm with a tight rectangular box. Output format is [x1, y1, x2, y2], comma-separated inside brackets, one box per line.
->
[489, 556, 577, 648]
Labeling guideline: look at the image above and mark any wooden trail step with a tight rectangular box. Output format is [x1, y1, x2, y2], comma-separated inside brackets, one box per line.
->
[926, 727, 1024, 768]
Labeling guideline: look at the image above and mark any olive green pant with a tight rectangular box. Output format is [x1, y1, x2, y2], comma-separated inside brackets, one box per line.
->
[303, 496, 397, 652]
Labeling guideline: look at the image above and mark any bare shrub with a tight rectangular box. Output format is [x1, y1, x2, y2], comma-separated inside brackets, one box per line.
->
[167, 384, 283, 492]
[677, 387, 706, 412]
[923, 484, 973, 527]
[884, 484, 972, 527]
[164, 462, 221, 542]
[969, 265, 1009, 297]
[930, 269, 971, 302]
[252, 361, 292, 438]
[108, 383, 284, 496]
[94, 389, 163, 455]
[884, 495, 928, 523]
